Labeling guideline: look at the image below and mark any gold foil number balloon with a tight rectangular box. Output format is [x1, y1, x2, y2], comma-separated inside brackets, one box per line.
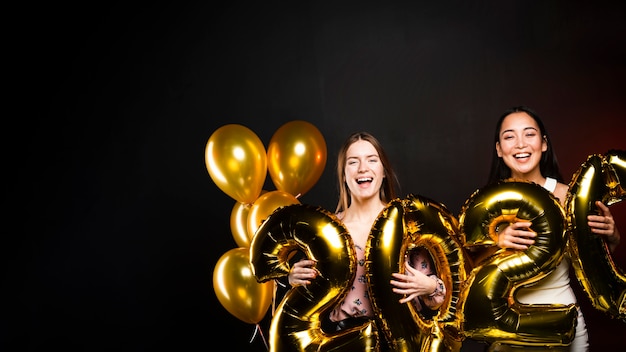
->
[249, 203, 379, 351]
[205, 124, 267, 204]
[267, 120, 327, 197]
[566, 150, 626, 321]
[367, 197, 465, 352]
[457, 180, 577, 347]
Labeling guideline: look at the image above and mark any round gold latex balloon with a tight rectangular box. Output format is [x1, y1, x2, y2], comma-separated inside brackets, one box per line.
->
[205, 124, 267, 204]
[250, 203, 379, 352]
[267, 120, 327, 197]
[457, 180, 577, 347]
[566, 150, 626, 321]
[367, 196, 465, 352]
[230, 201, 253, 248]
[247, 190, 301, 239]
[230, 191, 269, 248]
[213, 247, 274, 324]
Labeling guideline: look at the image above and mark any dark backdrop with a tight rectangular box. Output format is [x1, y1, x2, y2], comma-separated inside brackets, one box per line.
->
[10, 1, 626, 351]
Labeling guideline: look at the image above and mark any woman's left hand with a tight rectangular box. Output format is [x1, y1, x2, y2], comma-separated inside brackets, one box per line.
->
[587, 200, 621, 252]
[390, 262, 437, 303]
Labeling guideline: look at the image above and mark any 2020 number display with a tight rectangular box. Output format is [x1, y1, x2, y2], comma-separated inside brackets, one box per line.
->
[250, 150, 625, 351]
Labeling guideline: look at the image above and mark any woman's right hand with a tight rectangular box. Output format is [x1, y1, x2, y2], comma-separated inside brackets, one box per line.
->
[288, 259, 318, 286]
[497, 221, 536, 250]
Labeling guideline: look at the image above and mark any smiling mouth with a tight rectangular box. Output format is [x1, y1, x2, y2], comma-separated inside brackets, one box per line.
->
[514, 153, 530, 159]
[357, 177, 373, 184]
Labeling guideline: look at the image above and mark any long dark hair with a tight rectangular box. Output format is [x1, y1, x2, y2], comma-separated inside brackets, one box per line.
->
[335, 132, 400, 213]
[487, 106, 564, 184]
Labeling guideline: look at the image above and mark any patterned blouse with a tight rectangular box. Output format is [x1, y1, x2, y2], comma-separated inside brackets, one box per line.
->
[328, 243, 373, 321]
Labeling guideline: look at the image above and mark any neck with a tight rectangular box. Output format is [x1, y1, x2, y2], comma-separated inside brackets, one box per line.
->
[344, 197, 386, 222]
[510, 170, 545, 185]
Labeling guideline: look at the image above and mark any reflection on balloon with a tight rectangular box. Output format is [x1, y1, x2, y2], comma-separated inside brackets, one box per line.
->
[267, 120, 327, 197]
[247, 190, 301, 240]
[566, 150, 626, 321]
[250, 204, 379, 351]
[205, 124, 267, 204]
[213, 247, 274, 324]
[457, 180, 577, 347]
[230, 201, 253, 248]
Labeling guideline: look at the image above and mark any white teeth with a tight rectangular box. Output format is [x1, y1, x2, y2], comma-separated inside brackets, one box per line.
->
[514, 153, 530, 158]
[357, 177, 373, 184]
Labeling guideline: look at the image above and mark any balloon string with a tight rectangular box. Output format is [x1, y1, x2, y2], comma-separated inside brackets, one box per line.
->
[273, 279, 285, 315]
[249, 323, 269, 350]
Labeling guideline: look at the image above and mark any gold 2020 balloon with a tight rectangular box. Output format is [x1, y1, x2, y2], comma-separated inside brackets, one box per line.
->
[457, 180, 577, 347]
[205, 124, 267, 204]
[267, 120, 327, 198]
[213, 247, 274, 324]
[566, 150, 626, 321]
[249, 203, 379, 351]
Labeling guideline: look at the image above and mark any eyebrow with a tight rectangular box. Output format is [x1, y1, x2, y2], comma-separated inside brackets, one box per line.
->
[501, 126, 538, 135]
[347, 154, 379, 159]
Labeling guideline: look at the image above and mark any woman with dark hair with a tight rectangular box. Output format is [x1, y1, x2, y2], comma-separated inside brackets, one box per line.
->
[485, 106, 621, 351]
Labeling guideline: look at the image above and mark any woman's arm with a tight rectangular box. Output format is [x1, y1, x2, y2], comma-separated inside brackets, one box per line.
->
[390, 262, 439, 305]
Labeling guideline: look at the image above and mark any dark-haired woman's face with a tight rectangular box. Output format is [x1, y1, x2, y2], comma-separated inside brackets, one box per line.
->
[496, 112, 547, 178]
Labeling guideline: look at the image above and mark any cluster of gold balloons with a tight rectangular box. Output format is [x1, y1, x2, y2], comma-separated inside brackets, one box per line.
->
[248, 150, 625, 351]
[205, 120, 327, 325]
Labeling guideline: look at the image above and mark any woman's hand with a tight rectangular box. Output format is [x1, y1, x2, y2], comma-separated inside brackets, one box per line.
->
[497, 221, 536, 250]
[390, 262, 437, 304]
[588, 201, 621, 252]
[288, 259, 318, 287]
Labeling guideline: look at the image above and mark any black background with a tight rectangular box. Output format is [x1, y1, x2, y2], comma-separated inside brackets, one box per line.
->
[9, 1, 626, 351]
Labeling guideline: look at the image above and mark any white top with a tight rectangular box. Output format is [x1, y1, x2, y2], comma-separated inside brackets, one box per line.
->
[544, 176, 557, 193]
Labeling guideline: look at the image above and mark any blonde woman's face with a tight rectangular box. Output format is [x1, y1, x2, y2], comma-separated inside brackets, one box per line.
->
[344, 140, 385, 201]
